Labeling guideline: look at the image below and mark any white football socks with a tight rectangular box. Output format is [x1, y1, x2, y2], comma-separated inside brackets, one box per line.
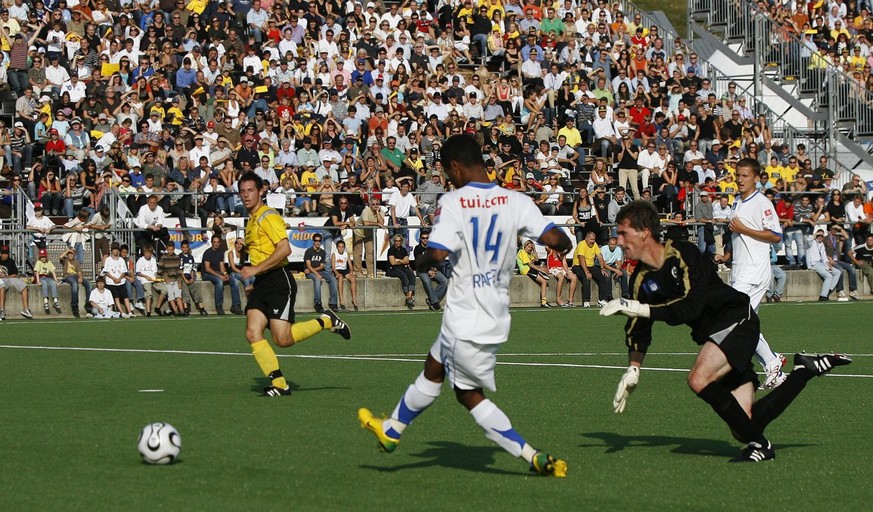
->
[387, 373, 442, 435]
[470, 399, 533, 461]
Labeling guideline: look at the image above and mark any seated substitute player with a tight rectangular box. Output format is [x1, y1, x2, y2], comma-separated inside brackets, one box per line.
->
[237, 171, 351, 397]
[358, 135, 573, 477]
[601, 200, 852, 462]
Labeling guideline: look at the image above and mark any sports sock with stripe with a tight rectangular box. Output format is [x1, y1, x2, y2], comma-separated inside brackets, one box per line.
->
[470, 399, 531, 459]
[387, 373, 442, 438]
[251, 340, 287, 389]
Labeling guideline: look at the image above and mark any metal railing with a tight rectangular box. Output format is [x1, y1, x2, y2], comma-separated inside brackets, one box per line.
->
[704, 61, 829, 162]
[692, 0, 873, 144]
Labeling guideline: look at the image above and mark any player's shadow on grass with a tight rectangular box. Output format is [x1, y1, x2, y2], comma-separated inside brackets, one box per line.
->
[580, 432, 814, 457]
[360, 441, 522, 476]
[249, 378, 350, 395]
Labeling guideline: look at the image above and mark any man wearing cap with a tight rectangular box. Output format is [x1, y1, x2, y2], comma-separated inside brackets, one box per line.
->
[351, 58, 373, 86]
[592, 105, 617, 159]
[0, 245, 34, 319]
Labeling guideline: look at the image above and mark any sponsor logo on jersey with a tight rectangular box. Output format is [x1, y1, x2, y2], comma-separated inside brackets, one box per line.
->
[459, 195, 508, 209]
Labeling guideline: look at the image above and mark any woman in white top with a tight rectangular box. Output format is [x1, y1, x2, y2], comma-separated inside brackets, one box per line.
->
[587, 158, 613, 193]
[331, 239, 358, 312]
[538, 174, 565, 215]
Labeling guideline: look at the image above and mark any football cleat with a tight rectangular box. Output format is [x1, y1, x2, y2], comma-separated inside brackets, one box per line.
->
[322, 310, 351, 340]
[793, 352, 852, 376]
[759, 354, 788, 390]
[262, 386, 291, 397]
[358, 408, 399, 453]
[530, 452, 568, 477]
[730, 440, 775, 463]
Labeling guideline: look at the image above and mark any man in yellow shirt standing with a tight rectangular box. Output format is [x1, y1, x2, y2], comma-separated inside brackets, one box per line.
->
[238, 171, 351, 397]
[571, 230, 612, 307]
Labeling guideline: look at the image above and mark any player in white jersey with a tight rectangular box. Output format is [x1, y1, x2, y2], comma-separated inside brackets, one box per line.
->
[358, 135, 572, 477]
[715, 159, 786, 389]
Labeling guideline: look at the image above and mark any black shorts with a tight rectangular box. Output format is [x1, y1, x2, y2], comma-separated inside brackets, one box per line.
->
[709, 313, 760, 389]
[107, 284, 128, 300]
[245, 265, 297, 324]
[526, 268, 544, 282]
[336, 267, 350, 277]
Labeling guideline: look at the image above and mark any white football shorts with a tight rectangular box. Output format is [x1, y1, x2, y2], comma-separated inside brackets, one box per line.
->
[730, 264, 771, 311]
[429, 332, 499, 392]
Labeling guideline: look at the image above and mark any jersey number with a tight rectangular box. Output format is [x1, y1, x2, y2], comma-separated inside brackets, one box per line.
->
[470, 214, 504, 264]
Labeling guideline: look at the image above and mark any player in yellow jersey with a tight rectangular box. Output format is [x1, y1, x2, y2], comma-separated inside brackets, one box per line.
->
[238, 172, 351, 397]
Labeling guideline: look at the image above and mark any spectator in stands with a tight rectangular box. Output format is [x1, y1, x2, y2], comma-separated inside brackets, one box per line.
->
[413, 232, 448, 311]
[33, 248, 61, 315]
[0, 244, 33, 319]
[153, 242, 187, 318]
[177, 240, 207, 316]
[58, 248, 90, 318]
[765, 244, 786, 303]
[88, 276, 120, 319]
[546, 246, 577, 307]
[601, 235, 629, 299]
[389, 178, 425, 243]
[607, 186, 631, 226]
[119, 244, 146, 314]
[776, 194, 805, 269]
[571, 188, 601, 243]
[133, 195, 168, 256]
[693, 191, 717, 257]
[516, 238, 551, 308]
[331, 240, 358, 313]
[304, 233, 338, 313]
[616, 135, 640, 199]
[824, 224, 860, 300]
[572, 230, 612, 307]
[102, 241, 136, 318]
[636, 140, 662, 195]
[26, 205, 56, 261]
[808, 227, 849, 302]
[592, 105, 617, 159]
[850, 233, 873, 294]
[201, 234, 243, 316]
[846, 193, 872, 244]
[135, 245, 160, 317]
[386, 233, 416, 310]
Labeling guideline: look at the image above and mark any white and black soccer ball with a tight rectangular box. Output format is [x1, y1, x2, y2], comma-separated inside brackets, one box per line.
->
[137, 422, 182, 465]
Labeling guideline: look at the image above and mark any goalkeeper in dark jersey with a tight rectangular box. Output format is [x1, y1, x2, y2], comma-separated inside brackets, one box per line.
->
[601, 200, 851, 462]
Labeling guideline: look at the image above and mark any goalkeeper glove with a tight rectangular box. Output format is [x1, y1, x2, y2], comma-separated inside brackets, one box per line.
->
[613, 365, 640, 414]
[600, 298, 651, 318]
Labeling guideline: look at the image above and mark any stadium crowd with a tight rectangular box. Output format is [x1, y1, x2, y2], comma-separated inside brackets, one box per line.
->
[1, 0, 873, 318]
[754, 0, 873, 90]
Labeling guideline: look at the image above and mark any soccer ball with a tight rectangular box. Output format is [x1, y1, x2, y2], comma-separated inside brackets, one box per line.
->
[137, 422, 182, 465]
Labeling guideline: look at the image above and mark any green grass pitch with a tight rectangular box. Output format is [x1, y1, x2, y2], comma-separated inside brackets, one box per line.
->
[1, 303, 871, 510]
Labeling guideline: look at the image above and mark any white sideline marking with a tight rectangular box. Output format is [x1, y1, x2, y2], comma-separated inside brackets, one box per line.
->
[138, 389, 164, 393]
[0, 345, 870, 378]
